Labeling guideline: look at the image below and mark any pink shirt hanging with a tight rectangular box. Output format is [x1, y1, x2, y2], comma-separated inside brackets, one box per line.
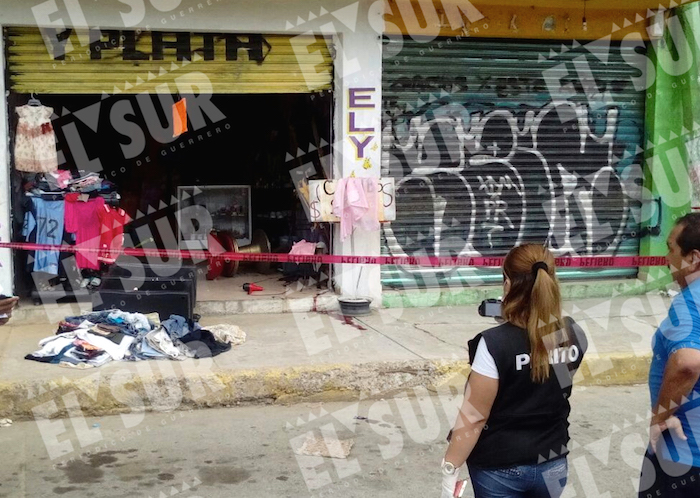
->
[64, 195, 105, 270]
[332, 177, 380, 241]
[98, 205, 131, 264]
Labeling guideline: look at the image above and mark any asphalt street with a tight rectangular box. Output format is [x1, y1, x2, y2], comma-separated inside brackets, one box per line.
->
[0, 384, 651, 498]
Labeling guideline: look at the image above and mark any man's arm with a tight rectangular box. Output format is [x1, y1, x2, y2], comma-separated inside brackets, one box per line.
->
[650, 348, 700, 451]
[653, 348, 700, 422]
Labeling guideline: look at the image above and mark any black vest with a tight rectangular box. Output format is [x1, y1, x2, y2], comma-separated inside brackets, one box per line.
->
[466, 318, 587, 469]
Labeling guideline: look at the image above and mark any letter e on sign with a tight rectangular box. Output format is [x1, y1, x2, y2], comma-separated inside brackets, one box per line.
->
[349, 88, 375, 109]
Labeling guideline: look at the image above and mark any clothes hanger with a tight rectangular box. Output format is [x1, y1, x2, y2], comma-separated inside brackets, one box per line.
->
[27, 93, 42, 107]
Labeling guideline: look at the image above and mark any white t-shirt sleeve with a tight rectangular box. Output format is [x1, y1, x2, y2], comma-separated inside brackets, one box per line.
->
[471, 337, 499, 379]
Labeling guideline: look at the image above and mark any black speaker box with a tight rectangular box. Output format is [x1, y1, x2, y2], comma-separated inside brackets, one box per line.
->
[93, 289, 193, 320]
[100, 276, 196, 306]
[107, 260, 200, 302]
[109, 262, 198, 278]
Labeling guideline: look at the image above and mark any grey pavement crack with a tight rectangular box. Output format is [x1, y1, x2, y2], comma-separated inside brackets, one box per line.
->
[624, 315, 661, 327]
[354, 318, 426, 360]
[412, 324, 467, 350]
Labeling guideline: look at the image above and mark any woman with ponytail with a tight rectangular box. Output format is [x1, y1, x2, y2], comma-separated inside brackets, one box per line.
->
[441, 244, 587, 498]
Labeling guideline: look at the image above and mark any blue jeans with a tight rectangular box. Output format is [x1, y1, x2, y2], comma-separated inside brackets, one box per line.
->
[469, 458, 568, 498]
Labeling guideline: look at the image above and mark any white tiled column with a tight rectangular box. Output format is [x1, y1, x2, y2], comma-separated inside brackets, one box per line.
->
[331, 1, 383, 305]
[0, 28, 14, 294]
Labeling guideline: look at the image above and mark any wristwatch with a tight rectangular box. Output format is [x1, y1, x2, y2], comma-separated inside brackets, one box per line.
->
[442, 459, 457, 476]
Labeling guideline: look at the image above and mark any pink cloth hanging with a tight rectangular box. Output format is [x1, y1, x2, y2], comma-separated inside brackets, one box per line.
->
[64, 196, 105, 270]
[289, 240, 317, 256]
[333, 178, 380, 241]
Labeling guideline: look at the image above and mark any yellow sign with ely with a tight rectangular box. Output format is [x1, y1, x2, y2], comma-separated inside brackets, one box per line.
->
[6, 27, 333, 94]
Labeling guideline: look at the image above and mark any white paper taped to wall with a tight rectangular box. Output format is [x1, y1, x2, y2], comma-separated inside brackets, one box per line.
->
[307, 178, 396, 223]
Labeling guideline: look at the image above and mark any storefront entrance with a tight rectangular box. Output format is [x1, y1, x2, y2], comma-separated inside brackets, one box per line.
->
[5, 27, 334, 312]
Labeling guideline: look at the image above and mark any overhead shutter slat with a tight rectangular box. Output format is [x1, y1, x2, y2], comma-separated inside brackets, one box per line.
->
[6, 28, 333, 94]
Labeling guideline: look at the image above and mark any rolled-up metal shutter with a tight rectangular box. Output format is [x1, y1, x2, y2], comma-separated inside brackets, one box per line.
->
[381, 37, 646, 288]
[5, 27, 332, 94]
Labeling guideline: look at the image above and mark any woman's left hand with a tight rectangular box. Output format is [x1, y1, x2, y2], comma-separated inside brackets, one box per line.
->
[441, 462, 467, 498]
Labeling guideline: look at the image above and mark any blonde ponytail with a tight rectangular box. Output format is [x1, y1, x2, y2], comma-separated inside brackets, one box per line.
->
[501, 244, 568, 383]
[528, 267, 563, 383]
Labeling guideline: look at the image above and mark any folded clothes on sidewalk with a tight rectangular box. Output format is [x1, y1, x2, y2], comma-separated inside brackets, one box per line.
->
[161, 314, 196, 340]
[60, 346, 111, 368]
[202, 324, 247, 346]
[131, 339, 170, 360]
[90, 323, 122, 336]
[74, 329, 134, 360]
[25, 335, 75, 363]
[26, 310, 243, 368]
[73, 339, 102, 352]
[181, 330, 232, 358]
[64, 310, 156, 336]
[57, 320, 82, 334]
[25, 328, 134, 366]
[144, 327, 194, 361]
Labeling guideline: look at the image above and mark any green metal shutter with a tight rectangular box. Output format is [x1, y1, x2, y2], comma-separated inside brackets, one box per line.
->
[381, 37, 646, 289]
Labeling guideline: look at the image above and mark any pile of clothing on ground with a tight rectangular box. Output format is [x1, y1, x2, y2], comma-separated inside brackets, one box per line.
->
[25, 310, 246, 369]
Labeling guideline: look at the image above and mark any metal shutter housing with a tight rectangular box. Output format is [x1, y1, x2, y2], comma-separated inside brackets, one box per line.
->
[6, 28, 333, 94]
[381, 37, 646, 288]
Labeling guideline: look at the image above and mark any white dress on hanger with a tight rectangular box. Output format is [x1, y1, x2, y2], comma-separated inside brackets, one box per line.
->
[15, 104, 58, 173]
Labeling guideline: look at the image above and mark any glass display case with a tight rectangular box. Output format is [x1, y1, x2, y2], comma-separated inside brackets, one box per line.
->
[177, 185, 252, 249]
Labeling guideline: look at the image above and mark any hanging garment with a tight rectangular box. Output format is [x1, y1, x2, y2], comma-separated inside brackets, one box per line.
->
[64, 195, 105, 270]
[332, 177, 380, 241]
[173, 98, 187, 137]
[22, 197, 65, 275]
[14, 105, 58, 173]
[98, 205, 131, 264]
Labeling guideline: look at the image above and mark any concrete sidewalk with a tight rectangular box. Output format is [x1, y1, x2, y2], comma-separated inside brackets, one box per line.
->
[0, 293, 668, 420]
